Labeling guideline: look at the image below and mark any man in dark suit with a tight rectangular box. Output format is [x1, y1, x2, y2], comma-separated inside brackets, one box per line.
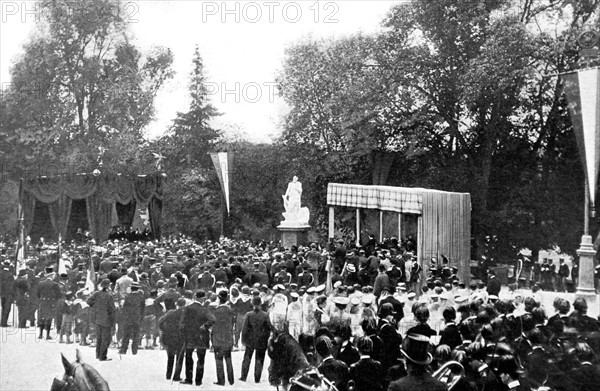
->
[348, 336, 385, 391]
[178, 290, 215, 386]
[388, 334, 446, 391]
[240, 296, 271, 383]
[119, 282, 145, 355]
[316, 336, 349, 391]
[378, 286, 404, 323]
[87, 278, 116, 361]
[37, 267, 62, 339]
[211, 290, 236, 386]
[439, 307, 462, 350]
[486, 270, 501, 297]
[0, 262, 15, 327]
[158, 298, 186, 381]
[377, 303, 402, 371]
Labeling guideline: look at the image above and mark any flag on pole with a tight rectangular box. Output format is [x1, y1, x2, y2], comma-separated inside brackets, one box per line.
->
[85, 256, 96, 292]
[561, 67, 600, 213]
[209, 152, 234, 215]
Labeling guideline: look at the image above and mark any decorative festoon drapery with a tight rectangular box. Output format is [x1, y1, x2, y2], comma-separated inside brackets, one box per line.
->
[19, 173, 164, 242]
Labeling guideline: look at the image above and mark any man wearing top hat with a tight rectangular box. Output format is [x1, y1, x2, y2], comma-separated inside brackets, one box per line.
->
[387, 334, 446, 391]
[36, 266, 62, 339]
[377, 302, 402, 371]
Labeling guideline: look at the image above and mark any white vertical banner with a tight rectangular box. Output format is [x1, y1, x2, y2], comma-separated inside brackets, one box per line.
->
[210, 151, 234, 215]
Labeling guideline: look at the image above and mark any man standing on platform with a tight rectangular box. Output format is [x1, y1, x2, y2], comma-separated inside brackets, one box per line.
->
[87, 278, 116, 361]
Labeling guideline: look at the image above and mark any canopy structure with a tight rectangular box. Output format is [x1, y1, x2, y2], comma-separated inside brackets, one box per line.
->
[327, 183, 471, 282]
[19, 173, 164, 242]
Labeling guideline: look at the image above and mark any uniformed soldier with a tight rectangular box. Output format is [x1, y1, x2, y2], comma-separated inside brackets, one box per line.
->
[0, 262, 15, 327]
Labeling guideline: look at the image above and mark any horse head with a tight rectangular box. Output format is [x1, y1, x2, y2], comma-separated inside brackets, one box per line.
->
[50, 350, 110, 391]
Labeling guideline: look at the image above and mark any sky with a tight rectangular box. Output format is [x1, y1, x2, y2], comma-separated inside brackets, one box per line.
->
[0, 0, 398, 143]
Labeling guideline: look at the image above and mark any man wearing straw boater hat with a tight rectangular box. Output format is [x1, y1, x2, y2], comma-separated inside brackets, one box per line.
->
[388, 334, 446, 391]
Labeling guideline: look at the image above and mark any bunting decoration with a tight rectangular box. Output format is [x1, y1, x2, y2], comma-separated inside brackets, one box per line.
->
[561, 67, 600, 215]
[210, 152, 234, 215]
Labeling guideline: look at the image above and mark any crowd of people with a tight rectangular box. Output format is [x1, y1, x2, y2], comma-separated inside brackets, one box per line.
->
[0, 235, 599, 390]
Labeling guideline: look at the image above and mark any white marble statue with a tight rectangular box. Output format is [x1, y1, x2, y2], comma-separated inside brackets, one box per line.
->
[281, 176, 310, 226]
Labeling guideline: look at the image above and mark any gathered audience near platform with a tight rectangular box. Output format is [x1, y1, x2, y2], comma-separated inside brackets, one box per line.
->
[1, 236, 599, 391]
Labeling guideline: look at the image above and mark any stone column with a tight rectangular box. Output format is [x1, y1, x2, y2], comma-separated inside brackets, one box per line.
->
[576, 234, 598, 318]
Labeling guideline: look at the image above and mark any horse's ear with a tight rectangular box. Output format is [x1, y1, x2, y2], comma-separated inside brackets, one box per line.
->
[75, 349, 83, 363]
[61, 354, 73, 376]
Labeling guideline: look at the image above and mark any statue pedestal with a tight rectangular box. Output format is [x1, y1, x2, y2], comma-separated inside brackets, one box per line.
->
[277, 224, 310, 250]
[576, 235, 599, 318]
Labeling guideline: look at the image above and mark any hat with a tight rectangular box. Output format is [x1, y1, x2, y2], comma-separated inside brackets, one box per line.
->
[131, 282, 140, 289]
[275, 284, 285, 291]
[350, 297, 360, 306]
[218, 290, 228, 300]
[100, 279, 111, 288]
[361, 296, 373, 305]
[307, 287, 316, 294]
[337, 239, 344, 244]
[489, 295, 499, 301]
[140, 272, 148, 279]
[397, 283, 407, 291]
[407, 292, 417, 299]
[333, 281, 342, 289]
[45, 266, 54, 274]
[346, 264, 356, 273]
[315, 284, 326, 293]
[333, 296, 350, 306]
[401, 334, 433, 365]
[379, 303, 396, 317]
[290, 292, 299, 298]
[455, 296, 468, 304]
[241, 286, 250, 295]
[168, 276, 178, 285]
[290, 283, 298, 289]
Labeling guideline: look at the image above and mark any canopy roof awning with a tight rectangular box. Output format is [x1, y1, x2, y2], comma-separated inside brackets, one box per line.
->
[327, 183, 472, 282]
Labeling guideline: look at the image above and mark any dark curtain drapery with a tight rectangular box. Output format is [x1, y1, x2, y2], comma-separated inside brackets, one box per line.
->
[86, 194, 113, 242]
[47, 195, 72, 239]
[148, 196, 162, 240]
[116, 201, 137, 227]
[19, 182, 37, 236]
[20, 174, 163, 242]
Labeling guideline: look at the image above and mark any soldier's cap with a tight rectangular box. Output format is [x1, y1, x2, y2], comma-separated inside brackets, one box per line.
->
[253, 261, 260, 266]
[346, 264, 356, 273]
[333, 281, 342, 289]
[290, 292, 299, 298]
[306, 287, 317, 294]
[361, 286, 370, 293]
[131, 282, 140, 289]
[489, 295, 499, 301]
[77, 280, 86, 286]
[261, 284, 269, 291]
[397, 283, 407, 290]
[241, 286, 250, 295]
[290, 283, 298, 289]
[168, 276, 178, 285]
[274, 284, 285, 291]
[361, 296, 373, 305]
[350, 297, 360, 306]
[333, 296, 349, 306]
[251, 289, 260, 296]
[455, 296, 468, 303]
[315, 284, 326, 293]
[407, 292, 417, 299]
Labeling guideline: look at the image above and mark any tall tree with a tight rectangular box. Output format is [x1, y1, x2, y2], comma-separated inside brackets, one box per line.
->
[0, 0, 173, 172]
[157, 46, 223, 239]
